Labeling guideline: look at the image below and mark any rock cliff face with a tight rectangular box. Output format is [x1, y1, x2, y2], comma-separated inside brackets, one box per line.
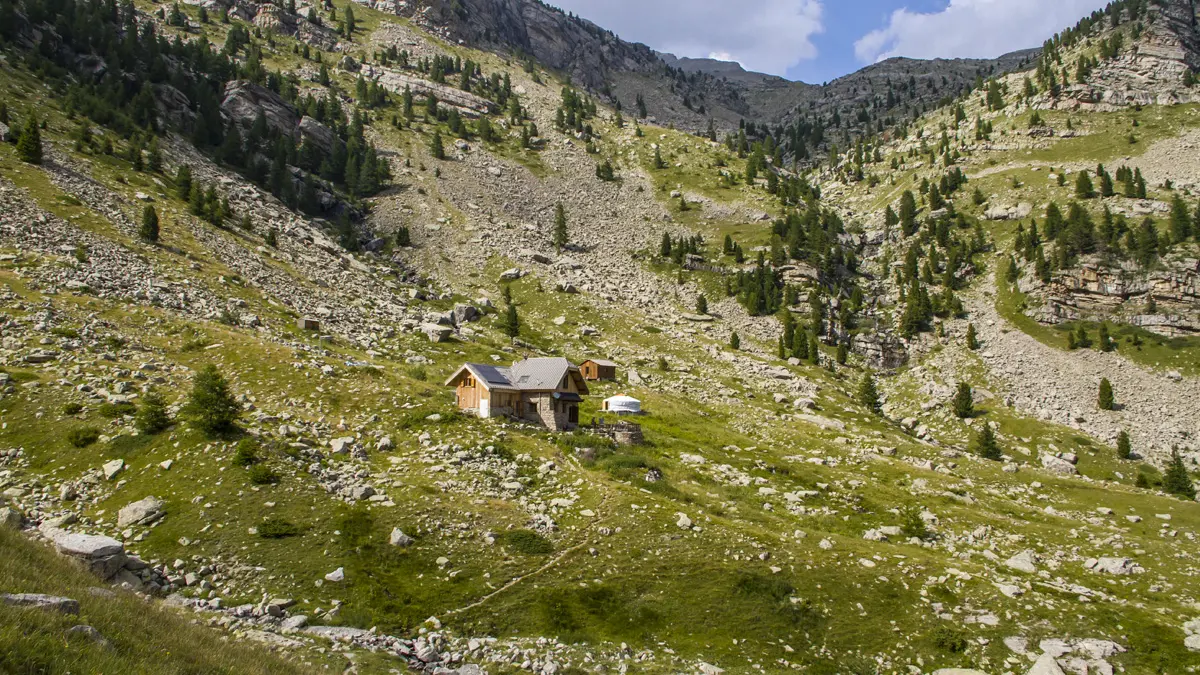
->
[1027, 256, 1200, 336]
[1048, 0, 1200, 110]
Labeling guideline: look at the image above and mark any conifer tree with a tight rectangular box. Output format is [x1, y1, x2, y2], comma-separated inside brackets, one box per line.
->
[1163, 448, 1196, 500]
[1098, 378, 1115, 410]
[1098, 323, 1114, 352]
[836, 342, 848, 365]
[140, 205, 160, 243]
[1116, 430, 1132, 460]
[973, 423, 1002, 460]
[857, 372, 881, 413]
[430, 130, 445, 159]
[730, 332, 740, 350]
[188, 365, 240, 436]
[135, 388, 171, 434]
[16, 115, 42, 164]
[1075, 170, 1095, 199]
[952, 382, 974, 418]
[175, 165, 192, 200]
[499, 303, 520, 338]
[552, 202, 568, 251]
[965, 323, 980, 350]
[696, 294, 708, 315]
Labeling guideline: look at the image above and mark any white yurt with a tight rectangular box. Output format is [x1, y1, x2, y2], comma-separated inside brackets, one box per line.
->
[602, 395, 642, 414]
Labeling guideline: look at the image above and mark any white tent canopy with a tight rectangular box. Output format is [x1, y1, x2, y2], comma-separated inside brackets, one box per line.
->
[603, 395, 642, 414]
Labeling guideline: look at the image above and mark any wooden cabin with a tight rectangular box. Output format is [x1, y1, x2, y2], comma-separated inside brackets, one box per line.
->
[445, 358, 590, 430]
[580, 359, 618, 381]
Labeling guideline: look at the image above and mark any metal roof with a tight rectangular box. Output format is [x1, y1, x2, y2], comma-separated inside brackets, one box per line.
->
[447, 358, 581, 392]
[508, 358, 573, 390]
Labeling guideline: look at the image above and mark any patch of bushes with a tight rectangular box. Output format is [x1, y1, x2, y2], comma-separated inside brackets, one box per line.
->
[66, 427, 101, 448]
[498, 529, 554, 555]
[99, 402, 137, 418]
[931, 625, 969, 653]
[258, 517, 301, 539]
[247, 464, 279, 485]
[232, 438, 261, 467]
[62, 402, 83, 416]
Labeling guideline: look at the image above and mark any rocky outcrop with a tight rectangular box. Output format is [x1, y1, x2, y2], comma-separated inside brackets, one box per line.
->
[221, 80, 300, 137]
[1044, 0, 1200, 110]
[375, 69, 498, 116]
[1027, 256, 1200, 336]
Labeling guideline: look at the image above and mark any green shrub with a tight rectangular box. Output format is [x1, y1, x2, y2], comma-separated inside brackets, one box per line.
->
[99, 402, 137, 418]
[188, 365, 240, 436]
[232, 438, 261, 467]
[900, 505, 930, 540]
[66, 427, 101, 448]
[258, 517, 301, 539]
[408, 366, 428, 381]
[62, 402, 83, 416]
[247, 464, 279, 485]
[931, 625, 969, 653]
[135, 388, 171, 434]
[498, 529, 554, 555]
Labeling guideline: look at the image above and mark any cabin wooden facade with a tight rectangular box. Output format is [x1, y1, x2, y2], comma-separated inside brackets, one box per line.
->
[445, 358, 590, 431]
[580, 359, 617, 381]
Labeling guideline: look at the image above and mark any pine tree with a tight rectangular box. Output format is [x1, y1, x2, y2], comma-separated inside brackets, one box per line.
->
[499, 303, 520, 338]
[696, 294, 708, 315]
[1116, 430, 1132, 460]
[1098, 378, 1115, 410]
[952, 382, 974, 418]
[16, 115, 42, 164]
[973, 424, 1002, 460]
[188, 365, 240, 436]
[660, 232, 672, 258]
[1074, 324, 1092, 349]
[857, 372, 881, 413]
[836, 342, 848, 365]
[730, 332, 740, 350]
[1163, 448, 1196, 500]
[965, 323, 980, 350]
[175, 165, 192, 200]
[552, 202, 568, 251]
[139, 205, 160, 242]
[1098, 323, 1114, 352]
[135, 388, 171, 434]
[1075, 170, 1095, 199]
[653, 146, 665, 169]
[430, 130, 445, 160]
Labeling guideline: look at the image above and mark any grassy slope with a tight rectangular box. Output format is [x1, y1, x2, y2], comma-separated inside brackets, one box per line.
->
[0, 525, 332, 674]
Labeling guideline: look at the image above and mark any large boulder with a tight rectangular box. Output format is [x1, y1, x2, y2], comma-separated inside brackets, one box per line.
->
[1040, 453, 1078, 475]
[41, 528, 127, 580]
[0, 506, 23, 529]
[221, 80, 299, 138]
[298, 116, 337, 155]
[452, 304, 480, 325]
[2, 593, 80, 615]
[421, 323, 453, 343]
[117, 496, 165, 528]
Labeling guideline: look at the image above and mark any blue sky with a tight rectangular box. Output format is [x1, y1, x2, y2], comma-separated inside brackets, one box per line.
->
[551, 0, 1111, 84]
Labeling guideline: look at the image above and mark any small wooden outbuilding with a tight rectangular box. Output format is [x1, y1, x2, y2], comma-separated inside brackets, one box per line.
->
[580, 359, 617, 381]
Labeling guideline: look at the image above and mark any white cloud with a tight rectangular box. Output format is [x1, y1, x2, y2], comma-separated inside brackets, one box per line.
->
[551, 0, 824, 76]
[854, 0, 1111, 64]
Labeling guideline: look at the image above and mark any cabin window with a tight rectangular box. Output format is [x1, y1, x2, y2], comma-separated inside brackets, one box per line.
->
[526, 402, 538, 416]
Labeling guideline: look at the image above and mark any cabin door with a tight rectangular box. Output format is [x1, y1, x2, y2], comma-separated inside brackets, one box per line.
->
[568, 406, 579, 425]
[479, 398, 490, 418]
